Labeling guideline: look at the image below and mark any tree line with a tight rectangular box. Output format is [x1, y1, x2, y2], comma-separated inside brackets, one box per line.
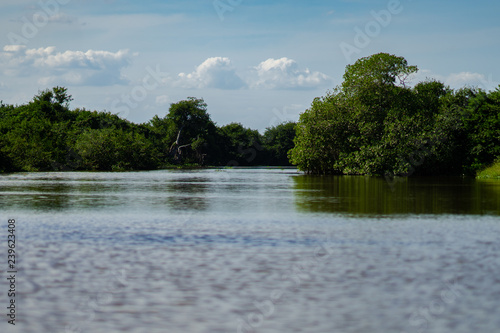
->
[289, 53, 500, 177]
[0, 88, 296, 172]
[1, 53, 499, 175]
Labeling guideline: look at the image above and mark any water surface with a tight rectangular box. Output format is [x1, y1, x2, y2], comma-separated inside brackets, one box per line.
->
[1, 169, 499, 333]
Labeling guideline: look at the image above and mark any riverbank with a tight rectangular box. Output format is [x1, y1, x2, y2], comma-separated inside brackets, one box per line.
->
[477, 160, 500, 179]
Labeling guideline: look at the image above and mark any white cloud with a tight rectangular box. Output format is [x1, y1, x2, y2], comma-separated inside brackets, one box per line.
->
[2, 44, 26, 53]
[446, 72, 496, 90]
[410, 69, 497, 91]
[252, 57, 331, 90]
[173, 57, 331, 91]
[0, 45, 130, 86]
[176, 57, 245, 90]
[155, 95, 170, 106]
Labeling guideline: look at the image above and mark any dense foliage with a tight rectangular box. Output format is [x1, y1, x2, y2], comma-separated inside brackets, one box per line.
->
[2, 53, 498, 175]
[0, 88, 295, 172]
[289, 53, 500, 176]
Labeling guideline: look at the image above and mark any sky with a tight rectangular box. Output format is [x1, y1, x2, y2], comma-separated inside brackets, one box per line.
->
[0, 0, 499, 132]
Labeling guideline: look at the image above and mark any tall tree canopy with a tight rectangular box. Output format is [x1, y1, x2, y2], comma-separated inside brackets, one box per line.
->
[290, 53, 500, 176]
[263, 121, 296, 166]
[156, 97, 222, 165]
[342, 53, 418, 92]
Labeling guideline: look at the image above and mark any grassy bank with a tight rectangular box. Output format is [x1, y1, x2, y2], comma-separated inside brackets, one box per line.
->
[477, 160, 500, 179]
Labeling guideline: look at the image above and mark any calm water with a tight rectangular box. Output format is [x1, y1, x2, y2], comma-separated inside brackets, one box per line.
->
[0, 169, 499, 333]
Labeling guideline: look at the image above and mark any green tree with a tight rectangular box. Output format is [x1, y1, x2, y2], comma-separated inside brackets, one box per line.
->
[341, 53, 418, 151]
[162, 98, 218, 165]
[463, 86, 500, 172]
[289, 53, 470, 176]
[289, 92, 353, 174]
[74, 128, 157, 171]
[219, 123, 264, 165]
[342, 53, 418, 93]
[263, 121, 296, 166]
[291, 53, 420, 174]
[0, 88, 76, 171]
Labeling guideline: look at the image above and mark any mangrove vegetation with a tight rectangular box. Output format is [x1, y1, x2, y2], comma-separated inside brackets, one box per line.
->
[289, 53, 500, 177]
[0, 53, 498, 176]
[0, 89, 295, 172]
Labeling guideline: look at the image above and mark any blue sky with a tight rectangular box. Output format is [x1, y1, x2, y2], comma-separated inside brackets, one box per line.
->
[1, 0, 499, 131]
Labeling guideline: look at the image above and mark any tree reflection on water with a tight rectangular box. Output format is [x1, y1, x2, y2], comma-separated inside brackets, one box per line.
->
[293, 175, 500, 216]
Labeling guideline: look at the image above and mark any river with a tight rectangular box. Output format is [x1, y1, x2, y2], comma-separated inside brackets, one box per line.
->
[1, 168, 499, 333]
